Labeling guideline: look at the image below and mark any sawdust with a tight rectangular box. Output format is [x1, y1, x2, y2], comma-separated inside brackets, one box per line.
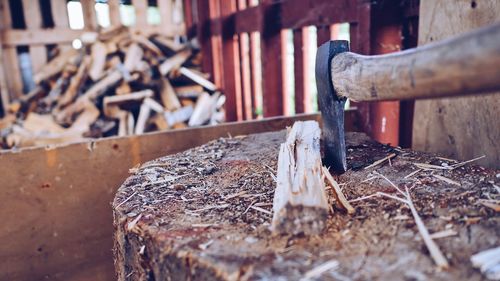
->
[114, 131, 499, 280]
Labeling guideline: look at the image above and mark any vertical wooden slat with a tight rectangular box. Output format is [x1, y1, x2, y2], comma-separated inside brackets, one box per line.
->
[208, 0, 224, 89]
[22, 0, 47, 74]
[108, 0, 121, 27]
[182, 0, 194, 31]
[293, 27, 310, 113]
[51, 0, 72, 52]
[0, 42, 9, 113]
[220, 0, 243, 121]
[238, 0, 252, 120]
[196, 0, 213, 74]
[132, 0, 148, 28]
[158, 0, 173, 31]
[0, 0, 23, 99]
[316, 25, 330, 47]
[81, 0, 98, 31]
[249, 31, 261, 118]
[260, 2, 283, 117]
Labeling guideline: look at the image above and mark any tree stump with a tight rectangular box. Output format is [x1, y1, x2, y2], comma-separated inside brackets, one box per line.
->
[113, 130, 499, 280]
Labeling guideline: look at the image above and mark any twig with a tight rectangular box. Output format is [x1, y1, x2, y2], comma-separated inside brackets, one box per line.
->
[406, 187, 449, 269]
[450, 155, 485, 170]
[115, 191, 138, 209]
[322, 166, 355, 214]
[301, 259, 339, 280]
[373, 171, 407, 198]
[433, 174, 461, 186]
[250, 205, 273, 216]
[404, 169, 422, 179]
[429, 229, 458, 239]
[364, 153, 396, 170]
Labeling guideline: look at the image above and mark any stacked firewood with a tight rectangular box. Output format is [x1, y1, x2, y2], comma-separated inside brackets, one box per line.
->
[0, 26, 224, 149]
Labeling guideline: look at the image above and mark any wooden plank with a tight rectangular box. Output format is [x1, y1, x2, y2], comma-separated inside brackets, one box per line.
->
[293, 27, 310, 113]
[316, 25, 330, 47]
[209, 0, 224, 89]
[412, 0, 500, 168]
[51, 0, 72, 52]
[280, 0, 357, 29]
[157, 0, 173, 31]
[1, 29, 84, 46]
[220, 0, 243, 121]
[132, 0, 148, 28]
[261, 2, 284, 117]
[0, 42, 9, 113]
[239, 31, 252, 120]
[0, 0, 24, 98]
[22, 0, 47, 73]
[81, 0, 98, 30]
[0, 113, 327, 281]
[196, 0, 214, 77]
[249, 31, 261, 118]
[108, 0, 121, 26]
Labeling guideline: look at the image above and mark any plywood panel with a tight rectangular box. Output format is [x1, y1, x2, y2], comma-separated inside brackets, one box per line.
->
[412, 0, 500, 168]
[0, 114, 338, 281]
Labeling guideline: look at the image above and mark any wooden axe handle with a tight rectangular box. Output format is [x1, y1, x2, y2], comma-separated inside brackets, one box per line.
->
[331, 22, 500, 101]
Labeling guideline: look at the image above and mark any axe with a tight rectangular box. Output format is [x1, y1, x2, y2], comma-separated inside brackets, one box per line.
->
[316, 22, 500, 173]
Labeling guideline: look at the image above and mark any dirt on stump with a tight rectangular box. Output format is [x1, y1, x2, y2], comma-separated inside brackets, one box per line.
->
[113, 130, 499, 281]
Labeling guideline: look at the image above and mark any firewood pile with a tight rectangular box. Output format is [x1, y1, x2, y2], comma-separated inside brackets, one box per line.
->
[0, 26, 224, 149]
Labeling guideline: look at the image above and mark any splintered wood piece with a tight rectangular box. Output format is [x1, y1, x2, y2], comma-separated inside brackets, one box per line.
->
[144, 97, 165, 113]
[88, 41, 108, 81]
[470, 246, 500, 280]
[188, 92, 218, 127]
[322, 166, 355, 214]
[103, 89, 154, 109]
[153, 36, 184, 53]
[160, 78, 181, 111]
[131, 34, 163, 56]
[57, 56, 91, 108]
[174, 85, 203, 98]
[33, 48, 78, 83]
[135, 101, 151, 134]
[123, 43, 144, 72]
[179, 67, 217, 91]
[68, 102, 100, 134]
[82, 70, 122, 100]
[159, 49, 192, 76]
[164, 105, 193, 127]
[272, 121, 329, 235]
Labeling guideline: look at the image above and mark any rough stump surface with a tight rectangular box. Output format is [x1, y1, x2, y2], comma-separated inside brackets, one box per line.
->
[113, 131, 499, 280]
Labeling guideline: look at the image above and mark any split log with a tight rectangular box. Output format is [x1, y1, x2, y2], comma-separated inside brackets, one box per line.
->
[57, 56, 91, 109]
[272, 121, 329, 235]
[160, 78, 181, 111]
[88, 41, 108, 81]
[33, 48, 79, 83]
[179, 67, 217, 91]
[188, 92, 219, 126]
[159, 49, 192, 76]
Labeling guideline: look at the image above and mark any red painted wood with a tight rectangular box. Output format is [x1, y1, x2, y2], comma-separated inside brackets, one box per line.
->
[238, 0, 253, 120]
[293, 27, 311, 113]
[260, 2, 284, 117]
[220, 0, 243, 121]
[197, 0, 214, 78]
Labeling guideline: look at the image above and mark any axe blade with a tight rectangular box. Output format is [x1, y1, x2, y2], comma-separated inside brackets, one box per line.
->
[315, 40, 349, 173]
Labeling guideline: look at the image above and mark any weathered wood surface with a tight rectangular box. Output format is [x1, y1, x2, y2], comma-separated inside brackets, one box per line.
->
[0, 114, 331, 281]
[113, 129, 499, 280]
[412, 0, 500, 169]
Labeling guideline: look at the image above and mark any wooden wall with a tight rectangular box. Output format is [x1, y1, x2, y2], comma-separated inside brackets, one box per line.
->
[0, 112, 358, 281]
[0, 0, 184, 112]
[413, 0, 500, 168]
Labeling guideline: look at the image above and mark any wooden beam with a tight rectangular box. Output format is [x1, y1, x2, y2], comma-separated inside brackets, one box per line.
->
[239, 31, 252, 120]
[196, 0, 214, 77]
[0, 0, 23, 97]
[157, 0, 173, 31]
[0, 114, 323, 281]
[81, 0, 98, 31]
[1, 29, 84, 47]
[293, 27, 311, 113]
[261, 2, 284, 117]
[108, 0, 121, 26]
[22, 0, 47, 74]
[220, 0, 243, 121]
[249, 31, 261, 118]
[132, 0, 148, 28]
[280, 0, 357, 29]
[51, 0, 72, 52]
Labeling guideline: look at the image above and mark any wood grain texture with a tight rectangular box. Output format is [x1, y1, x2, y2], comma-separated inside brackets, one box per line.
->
[0, 0, 23, 97]
[412, 0, 500, 168]
[0, 114, 328, 281]
[330, 22, 500, 102]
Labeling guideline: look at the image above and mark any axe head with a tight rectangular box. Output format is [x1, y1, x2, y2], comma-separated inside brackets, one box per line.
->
[315, 40, 349, 173]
